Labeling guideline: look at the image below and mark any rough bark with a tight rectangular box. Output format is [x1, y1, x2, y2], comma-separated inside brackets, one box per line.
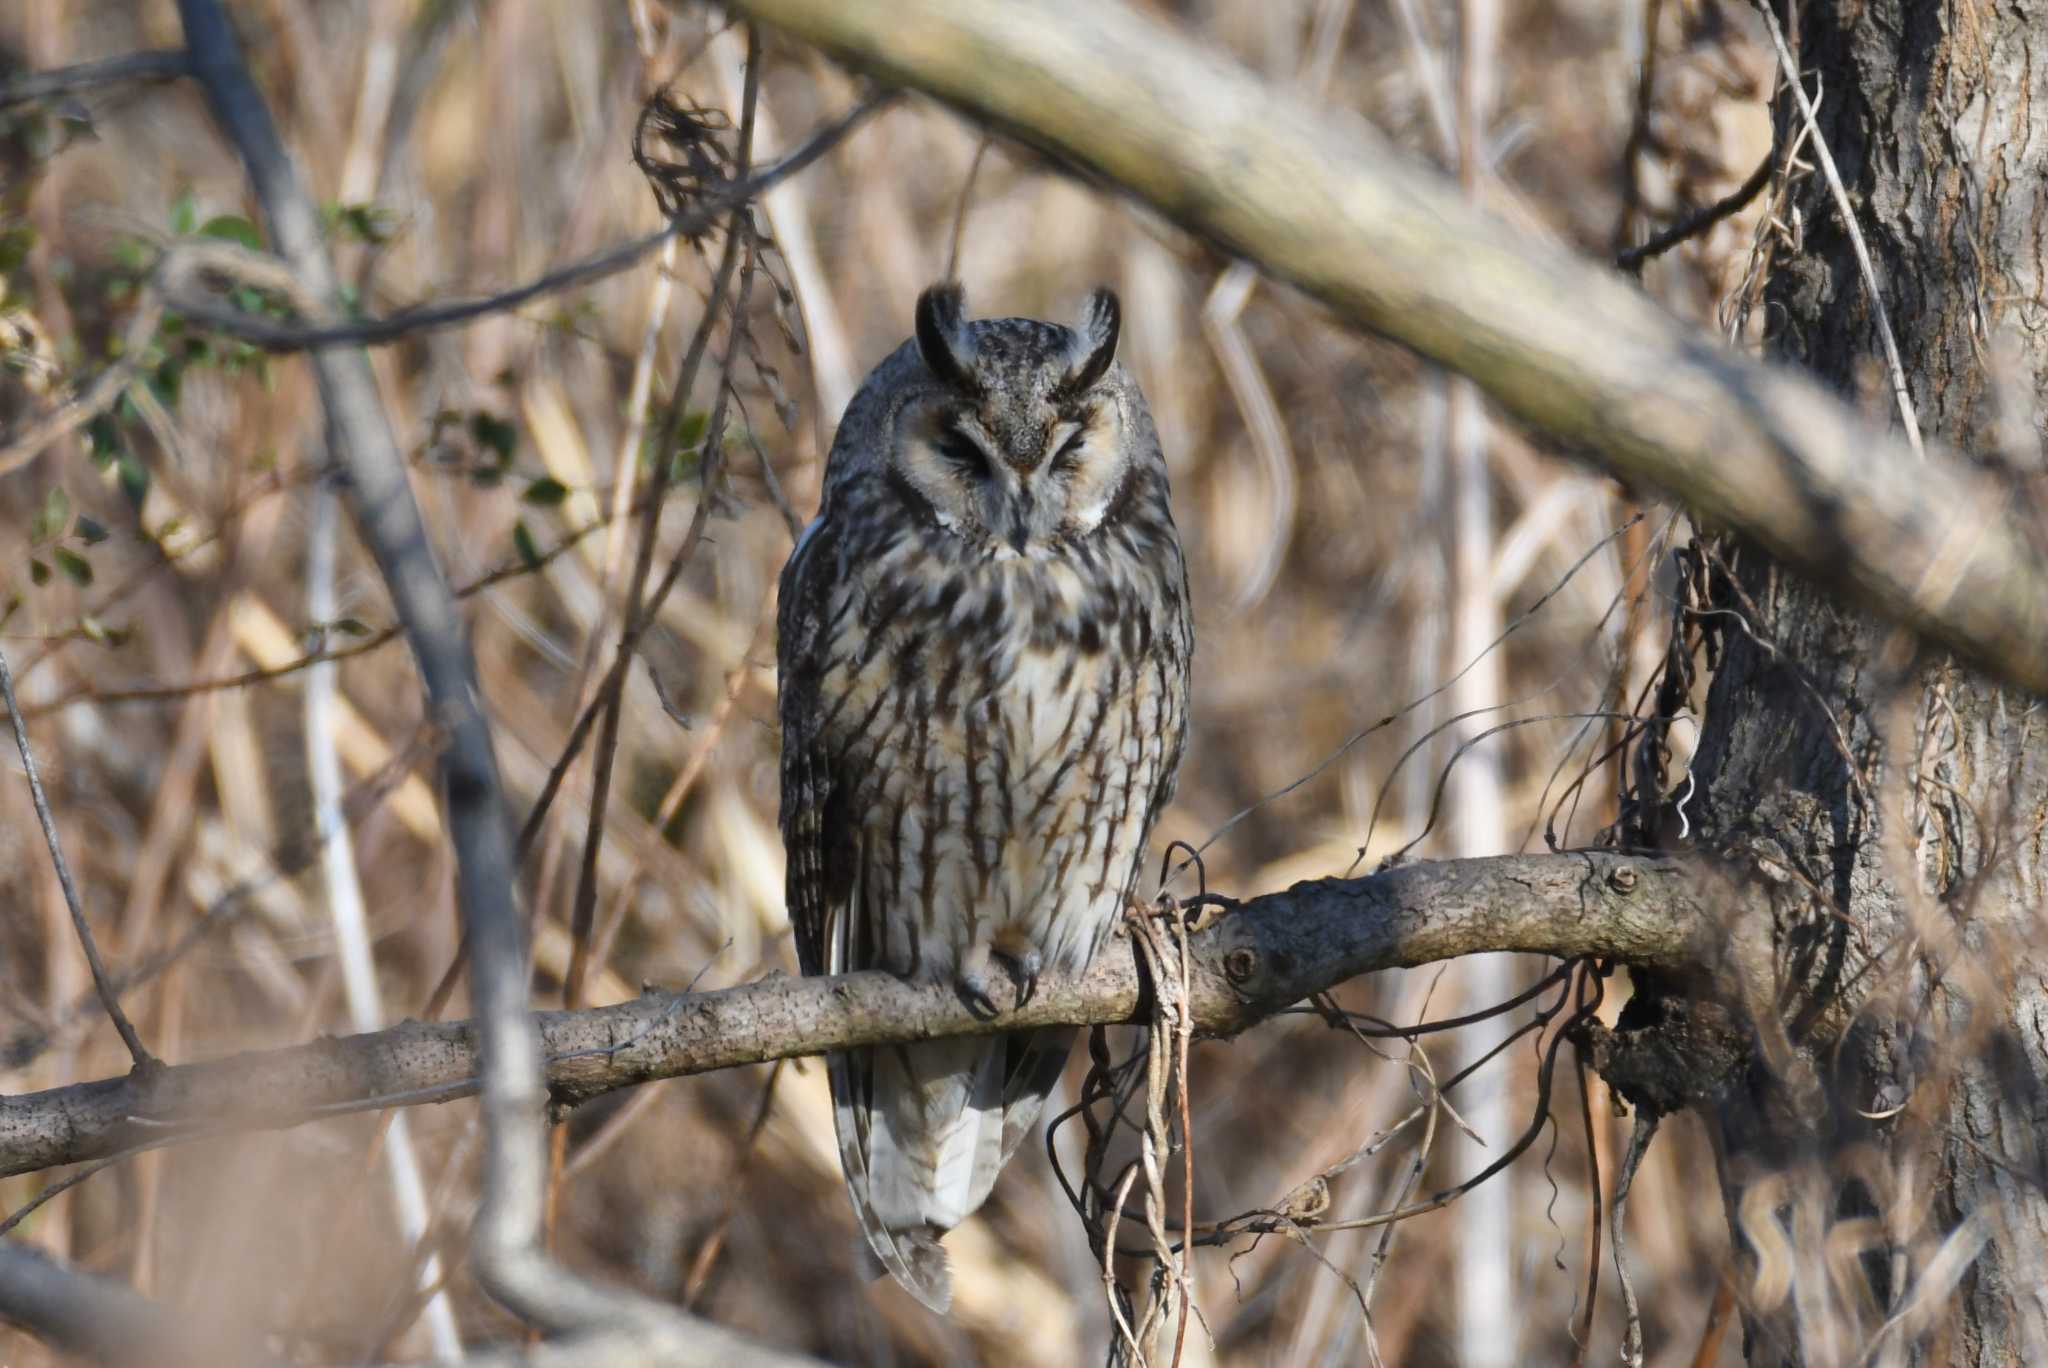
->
[1662, 4, 2048, 1363]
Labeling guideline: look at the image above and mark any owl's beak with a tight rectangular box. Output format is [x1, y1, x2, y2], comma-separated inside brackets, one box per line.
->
[1007, 485, 1040, 557]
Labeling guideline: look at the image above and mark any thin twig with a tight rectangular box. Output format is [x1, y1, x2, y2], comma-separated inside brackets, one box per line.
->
[1610, 1110, 1658, 1368]
[0, 645, 155, 1070]
[1617, 151, 1775, 273]
[304, 483, 461, 1357]
[22, 490, 645, 718]
[560, 57, 761, 1013]
[166, 92, 888, 354]
[943, 135, 994, 281]
[1752, 0, 1925, 460]
[0, 48, 190, 109]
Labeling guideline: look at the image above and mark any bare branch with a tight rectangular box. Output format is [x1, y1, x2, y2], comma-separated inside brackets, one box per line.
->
[723, 0, 2048, 696]
[0, 49, 189, 110]
[0, 645, 155, 1071]
[0, 852, 1723, 1181]
[0, 1239, 264, 1368]
[1616, 152, 1774, 273]
[165, 93, 888, 354]
[170, 2, 791, 1357]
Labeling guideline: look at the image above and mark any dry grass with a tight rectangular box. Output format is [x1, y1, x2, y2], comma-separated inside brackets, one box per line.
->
[0, 1, 1780, 1362]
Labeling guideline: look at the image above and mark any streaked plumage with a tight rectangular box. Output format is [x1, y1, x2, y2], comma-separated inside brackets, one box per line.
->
[777, 283, 1192, 1311]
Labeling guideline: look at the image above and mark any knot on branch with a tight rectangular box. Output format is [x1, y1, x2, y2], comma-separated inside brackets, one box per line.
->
[1580, 975, 1750, 1118]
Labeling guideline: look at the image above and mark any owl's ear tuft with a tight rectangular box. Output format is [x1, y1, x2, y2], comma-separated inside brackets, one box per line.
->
[1061, 287, 1121, 396]
[915, 283, 980, 394]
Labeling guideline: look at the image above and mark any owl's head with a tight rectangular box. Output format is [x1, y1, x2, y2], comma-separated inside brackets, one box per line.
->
[866, 283, 1155, 556]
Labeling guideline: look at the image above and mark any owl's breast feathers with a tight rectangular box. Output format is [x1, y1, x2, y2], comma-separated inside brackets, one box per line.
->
[779, 494, 1190, 986]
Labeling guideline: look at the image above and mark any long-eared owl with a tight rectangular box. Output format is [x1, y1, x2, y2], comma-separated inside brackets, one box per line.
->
[777, 283, 1193, 1311]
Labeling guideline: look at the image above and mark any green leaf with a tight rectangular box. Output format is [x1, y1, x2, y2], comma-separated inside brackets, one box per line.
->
[29, 558, 50, 587]
[52, 548, 92, 586]
[169, 191, 197, 237]
[332, 202, 397, 245]
[85, 413, 121, 468]
[30, 487, 69, 546]
[0, 225, 36, 277]
[117, 453, 150, 509]
[522, 476, 569, 507]
[75, 515, 109, 546]
[198, 214, 262, 250]
[471, 412, 517, 463]
[674, 410, 709, 452]
[512, 521, 543, 570]
[331, 617, 372, 637]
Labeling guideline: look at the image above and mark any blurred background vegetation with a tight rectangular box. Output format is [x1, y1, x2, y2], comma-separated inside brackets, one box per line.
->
[1, 1, 1778, 1362]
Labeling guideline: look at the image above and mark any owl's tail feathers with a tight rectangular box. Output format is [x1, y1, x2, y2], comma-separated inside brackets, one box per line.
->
[829, 1037, 1008, 1313]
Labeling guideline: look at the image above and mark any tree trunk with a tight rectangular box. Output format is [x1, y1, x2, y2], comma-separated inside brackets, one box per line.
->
[1653, 3, 2048, 1363]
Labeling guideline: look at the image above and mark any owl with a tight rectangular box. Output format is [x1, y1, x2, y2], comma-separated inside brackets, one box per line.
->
[777, 283, 1193, 1311]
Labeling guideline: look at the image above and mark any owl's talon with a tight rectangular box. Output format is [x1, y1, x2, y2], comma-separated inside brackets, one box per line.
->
[957, 971, 1001, 1021]
[993, 946, 1043, 1007]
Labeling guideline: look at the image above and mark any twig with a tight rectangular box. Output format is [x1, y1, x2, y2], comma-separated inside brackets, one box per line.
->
[174, 1, 784, 1351]
[0, 48, 190, 110]
[304, 483, 461, 1357]
[1751, 0, 1925, 460]
[0, 724, 441, 1072]
[1569, 981, 1605, 1362]
[166, 92, 888, 354]
[1609, 1110, 1659, 1368]
[1690, 1271, 1738, 1367]
[562, 32, 763, 1016]
[0, 644, 155, 1071]
[943, 135, 994, 281]
[0, 267, 166, 477]
[0, 1152, 128, 1237]
[1617, 151, 1775, 273]
[22, 486, 645, 718]
[1611, 0, 1667, 256]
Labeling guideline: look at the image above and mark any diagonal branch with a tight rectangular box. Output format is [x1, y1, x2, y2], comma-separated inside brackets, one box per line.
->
[0, 851, 1732, 1181]
[164, 92, 888, 354]
[0, 645, 155, 1071]
[165, 4, 804, 1362]
[723, 0, 2048, 697]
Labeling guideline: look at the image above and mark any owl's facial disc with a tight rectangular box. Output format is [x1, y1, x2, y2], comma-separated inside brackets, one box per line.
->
[891, 284, 1137, 554]
[1042, 403, 1132, 538]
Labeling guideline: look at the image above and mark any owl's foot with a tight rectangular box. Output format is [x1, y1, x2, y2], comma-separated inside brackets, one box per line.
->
[991, 944, 1042, 1007]
[956, 968, 1002, 1021]
[955, 937, 1044, 1017]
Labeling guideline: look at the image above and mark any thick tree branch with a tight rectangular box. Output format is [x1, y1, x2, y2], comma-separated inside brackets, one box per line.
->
[0, 852, 1724, 1181]
[0, 1240, 264, 1367]
[724, 0, 2048, 697]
